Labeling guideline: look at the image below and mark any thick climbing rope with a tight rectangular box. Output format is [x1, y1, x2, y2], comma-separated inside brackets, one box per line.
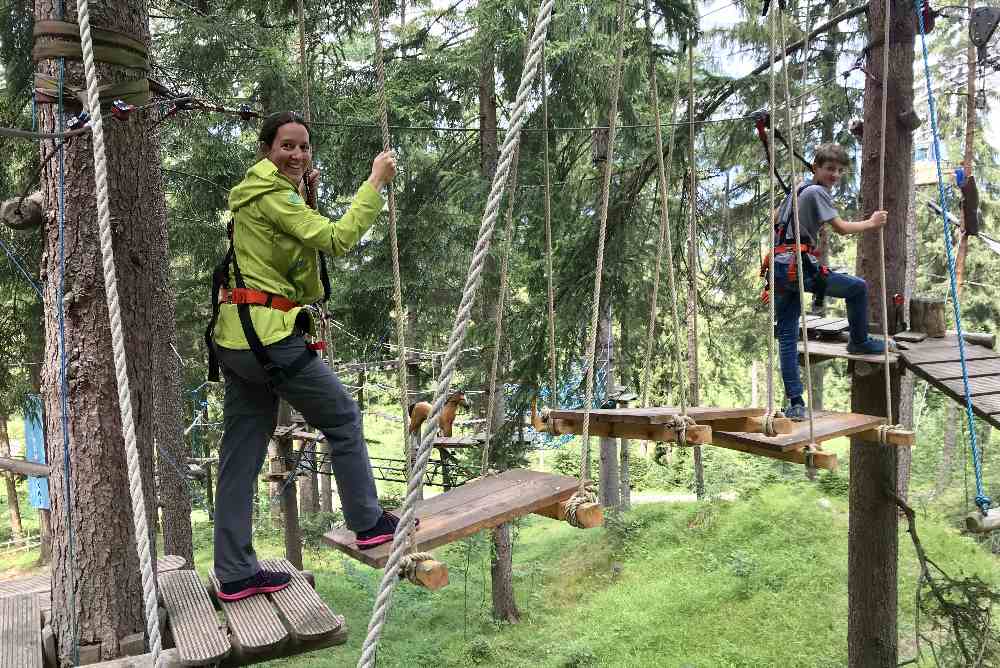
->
[777, 9, 818, 450]
[579, 0, 628, 483]
[73, 0, 162, 661]
[542, 47, 558, 407]
[357, 3, 555, 664]
[371, 0, 412, 460]
[685, 18, 698, 422]
[481, 145, 521, 471]
[639, 2, 686, 427]
[915, 1, 990, 515]
[875, 0, 895, 424]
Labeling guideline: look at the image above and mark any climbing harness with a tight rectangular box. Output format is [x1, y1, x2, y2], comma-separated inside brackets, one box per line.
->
[758, 182, 831, 308]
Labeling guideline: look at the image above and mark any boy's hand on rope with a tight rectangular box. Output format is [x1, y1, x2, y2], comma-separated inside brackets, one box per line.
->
[368, 150, 398, 191]
[867, 210, 888, 230]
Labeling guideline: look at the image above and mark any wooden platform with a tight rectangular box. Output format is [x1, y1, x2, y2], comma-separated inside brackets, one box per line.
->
[797, 339, 901, 364]
[537, 406, 786, 443]
[324, 469, 584, 568]
[0, 594, 41, 668]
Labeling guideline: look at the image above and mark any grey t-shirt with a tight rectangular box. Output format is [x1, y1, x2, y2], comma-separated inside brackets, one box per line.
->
[776, 182, 838, 245]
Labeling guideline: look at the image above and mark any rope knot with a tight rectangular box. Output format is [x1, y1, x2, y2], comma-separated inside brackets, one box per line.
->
[763, 410, 784, 437]
[876, 423, 904, 445]
[565, 483, 599, 528]
[975, 494, 992, 517]
[399, 552, 436, 586]
[671, 414, 697, 445]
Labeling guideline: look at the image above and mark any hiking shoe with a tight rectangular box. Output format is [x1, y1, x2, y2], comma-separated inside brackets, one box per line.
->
[218, 569, 291, 602]
[784, 404, 810, 422]
[356, 511, 419, 550]
[846, 337, 896, 355]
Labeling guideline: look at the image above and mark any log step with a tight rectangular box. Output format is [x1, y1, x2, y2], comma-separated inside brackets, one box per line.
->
[159, 570, 231, 665]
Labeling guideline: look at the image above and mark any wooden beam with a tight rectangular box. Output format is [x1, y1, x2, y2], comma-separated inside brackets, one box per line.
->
[544, 418, 712, 445]
[708, 416, 794, 435]
[403, 558, 450, 590]
[965, 510, 1000, 533]
[0, 457, 48, 478]
[533, 500, 603, 528]
[709, 438, 838, 471]
[855, 427, 915, 447]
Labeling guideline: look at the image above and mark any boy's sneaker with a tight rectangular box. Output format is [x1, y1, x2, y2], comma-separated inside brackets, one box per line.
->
[784, 404, 810, 422]
[846, 337, 897, 355]
[218, 569, 292, 602]
[356, 511, 419, 550]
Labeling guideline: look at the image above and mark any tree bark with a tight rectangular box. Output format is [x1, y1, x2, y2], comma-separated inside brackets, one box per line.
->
[318, 440, 333, 513]
[277, 403, 302, 568]
[848, 3, 914, 665]
[686, 176, 704, 499]
[36, 0, 165, 661]
[155, 308, 193, 568]
[934, 405, 958, 498]
[896, 172, 918, 500]
[597, 293, 620, 511]
[0, 416, 24, 540]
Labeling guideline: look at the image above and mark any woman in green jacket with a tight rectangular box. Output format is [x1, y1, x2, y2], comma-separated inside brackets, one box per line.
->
[210, 112, 402, 601]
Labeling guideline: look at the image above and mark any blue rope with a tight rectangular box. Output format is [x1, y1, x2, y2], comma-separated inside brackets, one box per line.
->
[915, 2, 990, 516]
[0, 238, 42, 298]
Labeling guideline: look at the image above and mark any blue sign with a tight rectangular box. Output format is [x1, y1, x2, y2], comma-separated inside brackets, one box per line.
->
[24, 395, 49, 510]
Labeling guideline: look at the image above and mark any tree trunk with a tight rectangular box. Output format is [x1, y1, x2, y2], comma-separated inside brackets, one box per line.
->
[478, 18, 518, 624]
[597, 293, 620, 511]
[277, 403, 302, 568]
[0, 416, 24, 540]
[297, 440, 317, 516]
[37, 0, 165, 662]
[686, 175, 704, 499]
[28, 361, 51, 565]
[934, 405, 958, 498]
[896, 172, 918, 500]
[318, 440, 333, 513]
[155, 307, 193, 568]
[848, 3, 914, 665]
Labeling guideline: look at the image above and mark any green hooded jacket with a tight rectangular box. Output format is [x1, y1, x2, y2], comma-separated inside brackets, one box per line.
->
[213, 158, 384, 349]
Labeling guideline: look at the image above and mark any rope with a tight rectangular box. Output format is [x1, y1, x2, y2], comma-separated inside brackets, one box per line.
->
[777, 9, 817, 447]
[579, 0, 628, 484]
[74, 0, 163, 661]
[371, 0, 412, 468]
[764, 7, 779, 435]
[915, 1, 990, 515]
[685, 16, 698, 420]
[563, 483, 598, 528]
[482, 145, 521, 472]
[398, 552, 436, 585]
[875, 0, 894, 423]
[542, 46, 558, 409]
[0, 125, 91, 140]
[639, 3, 686, 422]
[356, 3, 555, 664]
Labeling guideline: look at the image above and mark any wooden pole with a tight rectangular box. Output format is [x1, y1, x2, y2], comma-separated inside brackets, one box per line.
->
[955, 0, 977, 295]
[848, 1, 914, 665]
[277, 402, 303, 569]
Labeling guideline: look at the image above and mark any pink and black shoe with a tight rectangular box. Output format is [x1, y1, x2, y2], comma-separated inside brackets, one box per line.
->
[356, 511, 419, 550]
[217, 569, 292, 602]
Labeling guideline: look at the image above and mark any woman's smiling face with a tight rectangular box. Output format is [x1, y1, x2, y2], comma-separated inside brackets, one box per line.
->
[266, 122, 311, 183]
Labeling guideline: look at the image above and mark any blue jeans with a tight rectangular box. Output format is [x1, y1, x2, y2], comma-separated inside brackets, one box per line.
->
[774, 260, 869, 401]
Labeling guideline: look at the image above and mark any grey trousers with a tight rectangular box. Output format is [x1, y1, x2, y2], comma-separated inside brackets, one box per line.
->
[213, 334, 382, 582]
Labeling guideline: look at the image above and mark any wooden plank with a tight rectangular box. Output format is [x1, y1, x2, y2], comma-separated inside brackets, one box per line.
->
[543, 418, 713, 444]
[324, 469, 580, 568]
[709, 438, 838, 471]
[0, 457, 48, 478]
[813, 319, 850, 334]
[259, 559, 345, 642]
[207, 571, 288, 660]
[939, 377, 1000, 397]
[892, 364, 1000, 431]
[711, 411, 885, 452]
[0, 594, 41, 668]
[159, 570, 230, 666]
[797, 340, 900, 365]
[87, 649, 181, 667]
[0, 556, 185, 602]
[546, 406, 764, 425]
[901, 346, 999, 365]
[803, 316, 848, 332]
[912, 358, 1000, 381]
[433, 436, 483, 448]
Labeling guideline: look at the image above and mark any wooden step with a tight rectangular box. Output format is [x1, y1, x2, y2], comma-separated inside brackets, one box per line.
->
[159, 570, 231, 666]
[0, 594, 42, 668]
[207, 570, 288, 661]
[87, 648, 181, 667]
[259, 559, 346, 646]
[325, 469, 585, 568]
[712, 410, 887, 453]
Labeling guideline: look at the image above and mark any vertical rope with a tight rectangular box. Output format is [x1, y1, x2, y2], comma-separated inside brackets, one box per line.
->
[357, 3, 555, 663]
[298, 0, 311, 122]
[579, 0, 628, 483]
[875, 0, 894, 422]
[686, 19, 698, 415]
[542, 47, 558, 407]
[778, 11, 817, 447]
[371, 0, 412, 461]
[640, 4, 686, 420]
[765, 8, 778, 420]
[73, 0, 162, 661]
[915, 0, 990, 514]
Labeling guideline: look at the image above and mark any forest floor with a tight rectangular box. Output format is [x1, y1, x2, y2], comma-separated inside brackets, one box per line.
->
[1, 412, 998, 666]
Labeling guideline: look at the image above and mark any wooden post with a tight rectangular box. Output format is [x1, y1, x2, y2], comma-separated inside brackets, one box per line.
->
[955, 0, 977, 293]
[849, 2, 914, 665]
[204, 462, 215, 521]
[616, 395, 635, 511]
[277, 402, 303, 569]
[318, 441, 333, 513]
[686, 33, 704, 500]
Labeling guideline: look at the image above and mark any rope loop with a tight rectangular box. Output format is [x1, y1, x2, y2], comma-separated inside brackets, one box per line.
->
[762, 410, 784, 437]
[804, 442, 819, 474]
[876, 423, 903, 445]
[671, 414, 697, 446]
[975, 495, 992, 517]
[565, 484, 598, 529]
[399, 552, 436, 585]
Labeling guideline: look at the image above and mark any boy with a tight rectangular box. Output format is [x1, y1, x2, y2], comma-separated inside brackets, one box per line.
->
[771, 143, 889, 421]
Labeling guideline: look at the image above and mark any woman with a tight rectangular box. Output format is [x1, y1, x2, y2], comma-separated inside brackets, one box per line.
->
[210, 111, 402, 601]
